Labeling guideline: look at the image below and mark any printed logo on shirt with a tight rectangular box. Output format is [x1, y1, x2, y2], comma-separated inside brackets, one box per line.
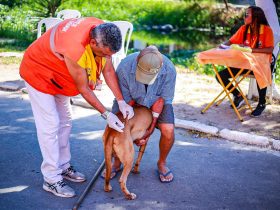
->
[257, 41, 263, 48]
[62, 18, 85, 32]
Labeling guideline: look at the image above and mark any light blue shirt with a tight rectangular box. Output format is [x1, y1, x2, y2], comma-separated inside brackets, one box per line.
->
[112, 52, 176, 113]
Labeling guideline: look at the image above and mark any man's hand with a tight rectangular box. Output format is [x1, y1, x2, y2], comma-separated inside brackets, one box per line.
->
[134, 136, 149, 146]
[107, 112, 124, 132]
[117, 100, 134, 119]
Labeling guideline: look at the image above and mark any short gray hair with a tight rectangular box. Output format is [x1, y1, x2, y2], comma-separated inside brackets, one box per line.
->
[90, 23, 122, 53]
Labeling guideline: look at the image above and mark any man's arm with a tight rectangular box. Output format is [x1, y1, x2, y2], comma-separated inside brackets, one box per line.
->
[65, 56, 125, 132]
[64, 56, 107, 114]
[102, 58, 134, 119]
[115, 65, 133, 104]
[102, 58, 123, 101]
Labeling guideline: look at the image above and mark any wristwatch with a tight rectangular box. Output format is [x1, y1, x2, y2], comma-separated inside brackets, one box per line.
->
[101, 111, 110, 120]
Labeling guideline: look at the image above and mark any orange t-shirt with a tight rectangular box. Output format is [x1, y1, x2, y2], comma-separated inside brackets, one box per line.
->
[229, 24, 274, 49]
[20, 17, 106, 96]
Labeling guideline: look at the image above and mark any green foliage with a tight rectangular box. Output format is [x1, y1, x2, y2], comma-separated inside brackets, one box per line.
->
[0, 39, 29, 52]
[170, 53, 225, 76]
[62, 0, 242, 29]
[132, 29, 225, 51]
[275, 59, 280, 85]
[0, 0, 241, 44]
[0, 4, 37, 43]
[30, 0, 66, 18]
[0, 0, 24, 8]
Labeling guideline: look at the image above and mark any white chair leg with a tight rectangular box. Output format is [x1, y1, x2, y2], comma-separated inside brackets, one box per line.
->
[268, 74, 280, 103]
[272, 83, 280, 100]
[248, 78, 258, 99]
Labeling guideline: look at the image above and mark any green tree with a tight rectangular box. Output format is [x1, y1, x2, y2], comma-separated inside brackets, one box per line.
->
[0, 0, 24, 8]
[30, 0, 67, 17]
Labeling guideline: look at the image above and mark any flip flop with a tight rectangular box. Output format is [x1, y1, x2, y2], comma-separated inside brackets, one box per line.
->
[157, 169, 174, 183]
[100, 167, 122, 179]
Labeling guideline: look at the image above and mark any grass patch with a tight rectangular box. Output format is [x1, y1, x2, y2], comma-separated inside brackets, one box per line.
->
[0, 39, 29, 53]
[0, 56, 22, 65]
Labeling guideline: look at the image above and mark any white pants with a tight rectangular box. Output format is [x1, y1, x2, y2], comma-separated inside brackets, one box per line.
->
[25, 82, 72, 183]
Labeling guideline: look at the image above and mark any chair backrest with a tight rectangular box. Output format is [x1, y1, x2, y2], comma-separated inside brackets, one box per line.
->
[37, 17, 62, 39]
[111, 21, 133, 69]
[57, 9, 81, 20]
[112, 21, 133, 56]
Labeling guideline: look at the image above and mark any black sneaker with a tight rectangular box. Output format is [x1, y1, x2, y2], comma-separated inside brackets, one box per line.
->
[231, 95, 244, 109]
[251, 104, 266, 117]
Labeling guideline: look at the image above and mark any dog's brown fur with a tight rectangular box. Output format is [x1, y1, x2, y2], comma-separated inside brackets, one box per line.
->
[102, 106, 152, 200]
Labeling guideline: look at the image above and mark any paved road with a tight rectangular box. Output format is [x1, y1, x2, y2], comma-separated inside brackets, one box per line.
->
[0, 91, 280, 210]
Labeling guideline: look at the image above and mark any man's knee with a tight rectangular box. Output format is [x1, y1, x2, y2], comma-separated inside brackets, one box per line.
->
[158, 123, 174, 140]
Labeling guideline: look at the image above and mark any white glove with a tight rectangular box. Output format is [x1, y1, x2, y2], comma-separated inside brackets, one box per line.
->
[107, 112, 124, 132]
[117, 100, 134, 119]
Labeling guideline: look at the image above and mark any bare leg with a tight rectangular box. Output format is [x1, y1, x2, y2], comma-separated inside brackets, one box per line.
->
[157, 123, 174, 182]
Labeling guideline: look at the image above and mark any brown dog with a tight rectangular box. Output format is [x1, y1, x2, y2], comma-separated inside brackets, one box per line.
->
[102, 106, 152, 200]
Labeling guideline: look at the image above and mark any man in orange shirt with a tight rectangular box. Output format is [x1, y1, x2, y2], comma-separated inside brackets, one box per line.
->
[20, 17, 134, 198]
[216, 6, 274, 117]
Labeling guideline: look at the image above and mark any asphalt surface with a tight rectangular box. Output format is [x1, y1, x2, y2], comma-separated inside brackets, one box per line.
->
[1, 90, 280, 210]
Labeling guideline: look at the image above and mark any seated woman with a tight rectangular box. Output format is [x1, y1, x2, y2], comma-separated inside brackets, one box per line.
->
[216, 6, 274, 117]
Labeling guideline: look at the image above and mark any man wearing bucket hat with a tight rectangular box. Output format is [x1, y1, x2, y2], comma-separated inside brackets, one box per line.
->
[109, 45, 176, 183]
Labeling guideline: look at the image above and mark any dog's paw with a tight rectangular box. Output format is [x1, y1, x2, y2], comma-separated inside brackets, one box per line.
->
[125, 192, 137, 200]
[132, 166, 140, 174]
[104, 184, 112, 192]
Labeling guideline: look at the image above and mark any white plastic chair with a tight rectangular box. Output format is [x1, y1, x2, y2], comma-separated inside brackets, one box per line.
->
[37, 17, 62, 39]
[57, 9, 81, 20]
[111, 21, 133, 70]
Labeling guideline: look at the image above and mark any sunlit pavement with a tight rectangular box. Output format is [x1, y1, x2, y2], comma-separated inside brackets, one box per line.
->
[0, 91, 280, 210]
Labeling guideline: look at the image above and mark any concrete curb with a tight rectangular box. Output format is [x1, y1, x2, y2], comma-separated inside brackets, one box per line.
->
[0, 81, 25, 91]
[175, 119, 280, 151]
[272, 139, 280, 151]
[219, 129, 270, 147]
[175, 118, 219, 136]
